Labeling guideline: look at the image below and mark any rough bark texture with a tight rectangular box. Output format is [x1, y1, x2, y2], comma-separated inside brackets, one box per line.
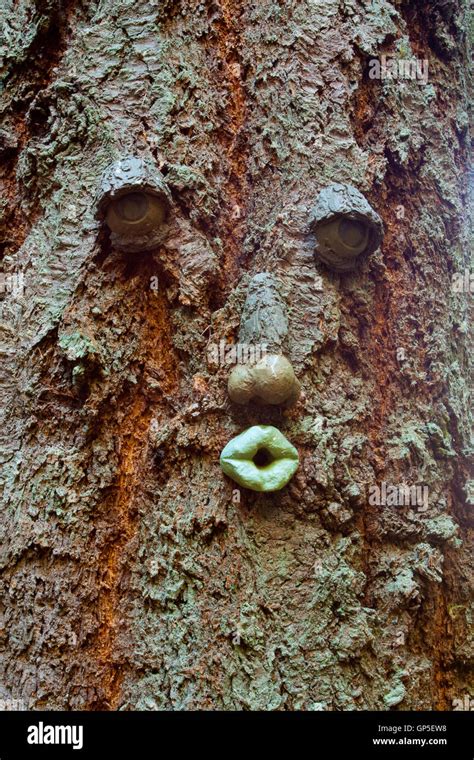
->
[0, 0, 472, 710]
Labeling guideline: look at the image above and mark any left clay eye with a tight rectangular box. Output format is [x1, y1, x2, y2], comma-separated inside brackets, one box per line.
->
[104, 192, 168, 238]
[96, 156, 172, 252]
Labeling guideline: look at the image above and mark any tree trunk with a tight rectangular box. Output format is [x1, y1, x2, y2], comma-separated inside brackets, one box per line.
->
[0, 0, 471, 711]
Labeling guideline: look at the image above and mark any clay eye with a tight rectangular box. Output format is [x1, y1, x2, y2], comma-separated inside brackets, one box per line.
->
[96, 156, 171, 252]
[310, 183, 383, 272]
[105, 192, 167, 237]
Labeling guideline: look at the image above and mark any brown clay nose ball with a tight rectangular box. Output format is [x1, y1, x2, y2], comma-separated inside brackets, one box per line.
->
[228, 354, 300, 406]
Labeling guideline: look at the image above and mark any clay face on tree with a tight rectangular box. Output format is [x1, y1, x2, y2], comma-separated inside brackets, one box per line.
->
[96, 156, 172, 252]
[310, 183, 383, 272]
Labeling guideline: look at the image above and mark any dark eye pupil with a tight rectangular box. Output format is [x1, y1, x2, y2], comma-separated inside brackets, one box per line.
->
[115, 192, 149, 222]
[338, 218, 367, 247]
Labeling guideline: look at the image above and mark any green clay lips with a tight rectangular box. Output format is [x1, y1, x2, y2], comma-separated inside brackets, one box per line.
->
[220, 425, 299, 492]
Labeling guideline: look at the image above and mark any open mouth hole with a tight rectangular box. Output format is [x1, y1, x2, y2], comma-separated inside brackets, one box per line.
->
[252, 448, 275, 467]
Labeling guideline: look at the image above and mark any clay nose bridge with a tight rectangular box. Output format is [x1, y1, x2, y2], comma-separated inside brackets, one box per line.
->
[226, 273, 300, 407]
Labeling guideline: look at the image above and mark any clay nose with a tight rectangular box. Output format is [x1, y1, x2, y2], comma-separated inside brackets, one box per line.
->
[228, 353, 300, 406]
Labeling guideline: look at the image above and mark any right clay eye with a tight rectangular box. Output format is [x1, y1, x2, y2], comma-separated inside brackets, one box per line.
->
[309, 183, 383, 272]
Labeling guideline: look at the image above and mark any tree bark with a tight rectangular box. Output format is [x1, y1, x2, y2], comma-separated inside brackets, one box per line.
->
[0, 0, 472, 710]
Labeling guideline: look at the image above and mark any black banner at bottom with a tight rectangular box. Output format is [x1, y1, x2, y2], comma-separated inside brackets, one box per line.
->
[0, 710, 471, 758]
